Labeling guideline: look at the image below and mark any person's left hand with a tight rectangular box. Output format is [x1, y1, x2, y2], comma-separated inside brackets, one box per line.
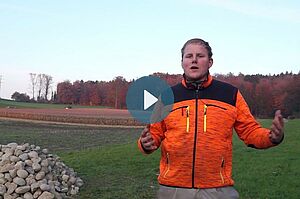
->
[269, 110, 284, 144]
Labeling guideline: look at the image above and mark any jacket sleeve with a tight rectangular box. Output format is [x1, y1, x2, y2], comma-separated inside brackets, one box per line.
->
[137, 120, 167, 154]
[234, 91, 276, 149]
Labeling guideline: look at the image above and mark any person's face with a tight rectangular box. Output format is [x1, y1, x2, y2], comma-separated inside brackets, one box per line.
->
[181, 43, 213, 81]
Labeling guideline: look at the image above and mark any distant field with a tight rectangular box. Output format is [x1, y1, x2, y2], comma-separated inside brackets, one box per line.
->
[0, 118, 299, 199]
[0, 99, 139, 126]
[0, 98, 109, 109]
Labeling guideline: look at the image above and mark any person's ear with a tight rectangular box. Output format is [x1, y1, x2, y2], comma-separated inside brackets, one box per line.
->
[208, 58, 213, 69]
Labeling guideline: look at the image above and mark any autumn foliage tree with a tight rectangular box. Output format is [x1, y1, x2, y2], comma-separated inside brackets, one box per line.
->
[55, 72, 300, 118]
[57, 81, 73, 104]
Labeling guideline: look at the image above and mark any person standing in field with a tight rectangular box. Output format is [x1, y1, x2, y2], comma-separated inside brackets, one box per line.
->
[137, 38, 284, 199]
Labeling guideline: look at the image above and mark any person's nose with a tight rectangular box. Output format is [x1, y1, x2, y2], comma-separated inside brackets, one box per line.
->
[192, 55, 197, 63]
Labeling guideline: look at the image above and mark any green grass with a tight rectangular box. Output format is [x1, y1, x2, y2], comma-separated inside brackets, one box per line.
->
[0, 119, 299, 199]
[232, 119, 300, 199]
[0, 120, 141, 152]
[61, 144, 159, 199]
[0, 98, 109, 109]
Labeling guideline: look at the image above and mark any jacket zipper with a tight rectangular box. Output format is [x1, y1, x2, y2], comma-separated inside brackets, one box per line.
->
[220, 156, 225, 184]
[163, 152, 170, 178]
[186, 106, 190, 132]
[192, 88, 199, 188]
[203, 104, 207, 133]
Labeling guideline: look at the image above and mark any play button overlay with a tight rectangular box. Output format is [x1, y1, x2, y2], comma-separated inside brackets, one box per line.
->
[126, 76, 174, 124]
[144, 90, 158, 110]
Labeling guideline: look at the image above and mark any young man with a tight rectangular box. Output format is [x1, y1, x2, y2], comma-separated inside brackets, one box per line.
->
[138, 38, 284, 199]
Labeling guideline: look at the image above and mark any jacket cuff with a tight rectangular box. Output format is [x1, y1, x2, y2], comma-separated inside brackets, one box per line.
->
[270, 132, 284, 145]
[137, 138, 153, 154]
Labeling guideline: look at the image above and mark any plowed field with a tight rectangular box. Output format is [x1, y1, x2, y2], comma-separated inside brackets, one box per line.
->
[0, 108, 140, 126]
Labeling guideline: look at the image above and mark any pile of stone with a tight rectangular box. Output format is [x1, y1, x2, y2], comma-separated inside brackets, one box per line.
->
[0, 143, 83, 199]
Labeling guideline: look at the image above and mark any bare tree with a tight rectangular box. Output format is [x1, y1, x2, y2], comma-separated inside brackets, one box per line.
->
[43, 74, 53, 101]
[36, 74, 44, 101]
[29, 73, 37, 100]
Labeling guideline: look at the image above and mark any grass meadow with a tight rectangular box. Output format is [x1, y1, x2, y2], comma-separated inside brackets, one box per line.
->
[0, 118, 299, 199]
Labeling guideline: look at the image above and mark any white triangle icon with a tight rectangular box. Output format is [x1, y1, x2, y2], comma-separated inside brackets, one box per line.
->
[144, 90, 158, 110]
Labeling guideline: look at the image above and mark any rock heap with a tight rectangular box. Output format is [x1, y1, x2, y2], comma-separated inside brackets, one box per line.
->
[0, 143, 83, 199]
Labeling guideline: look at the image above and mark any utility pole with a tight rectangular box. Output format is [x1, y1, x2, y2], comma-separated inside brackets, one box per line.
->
[0, 75, 2, 99]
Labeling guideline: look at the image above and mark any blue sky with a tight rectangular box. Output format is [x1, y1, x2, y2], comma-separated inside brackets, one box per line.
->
[0, 0, 299, 99]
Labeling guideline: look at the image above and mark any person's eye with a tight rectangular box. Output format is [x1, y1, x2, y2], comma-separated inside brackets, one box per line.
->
[185, 54, 192, 58]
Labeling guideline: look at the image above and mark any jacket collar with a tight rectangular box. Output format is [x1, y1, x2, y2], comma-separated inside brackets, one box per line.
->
[182, 73, 213, 90]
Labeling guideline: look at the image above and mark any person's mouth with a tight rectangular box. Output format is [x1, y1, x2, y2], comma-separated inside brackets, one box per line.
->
[190, 66, 199, 70]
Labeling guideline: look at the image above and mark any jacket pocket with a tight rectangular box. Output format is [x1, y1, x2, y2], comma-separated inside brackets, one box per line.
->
[204, 104, 207, 133]
[186, 106, 190, 132]
[163, 152, 170, 178]
[170, 106, 190, 132]
[220, 156, 225, 184]
[204, 103, 227, 133]
[206, 104, 227, 110]
[170, 105, 188, 114]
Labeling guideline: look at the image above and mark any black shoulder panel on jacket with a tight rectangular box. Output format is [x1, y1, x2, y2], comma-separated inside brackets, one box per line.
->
[172, 80, 238, 106]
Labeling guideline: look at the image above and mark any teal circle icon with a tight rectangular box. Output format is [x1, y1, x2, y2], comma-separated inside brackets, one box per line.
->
[126, 76, 174, 124]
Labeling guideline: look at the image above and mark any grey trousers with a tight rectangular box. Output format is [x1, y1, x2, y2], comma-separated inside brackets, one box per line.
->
[157, 185, 239, 199]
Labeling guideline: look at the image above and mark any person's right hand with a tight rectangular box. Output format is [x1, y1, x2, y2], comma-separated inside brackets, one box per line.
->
[140, 125, 157, 151]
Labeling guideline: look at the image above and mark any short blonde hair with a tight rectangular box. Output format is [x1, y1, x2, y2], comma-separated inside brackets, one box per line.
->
[181, 38, 213, 60]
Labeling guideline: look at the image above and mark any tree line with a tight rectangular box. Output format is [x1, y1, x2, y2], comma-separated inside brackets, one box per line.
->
[11, 72, 300, 118]
[56, 76, 129, 108]
[214, 72, 300, 118]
